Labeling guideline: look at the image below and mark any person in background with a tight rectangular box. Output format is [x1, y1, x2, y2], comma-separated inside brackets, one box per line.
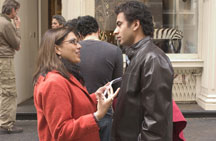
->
[0, 0, 22, 134]
[111, 1, 173, 140]
[33, 27, 119, 141]
[77, 15, 123, 141]
[51, 14, 66, 29]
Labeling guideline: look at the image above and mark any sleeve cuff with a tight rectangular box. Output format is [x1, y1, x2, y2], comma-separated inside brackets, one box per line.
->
[93, 113, 99, 124]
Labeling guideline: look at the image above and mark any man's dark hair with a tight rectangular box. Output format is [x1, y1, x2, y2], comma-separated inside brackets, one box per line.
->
[77, 15, 99, 37]
[115, 1, 154, 37]
[52, 15, 66, 25]
[2, 0, 20, 15]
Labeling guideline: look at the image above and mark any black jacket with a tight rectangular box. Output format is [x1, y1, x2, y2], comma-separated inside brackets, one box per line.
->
[111, 36, 173, 141]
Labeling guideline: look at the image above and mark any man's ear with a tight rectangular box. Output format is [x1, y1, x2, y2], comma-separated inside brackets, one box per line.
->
[55, 45, 62, 56]
[97, 28, 101, 34]
[132, 20, 140, 31]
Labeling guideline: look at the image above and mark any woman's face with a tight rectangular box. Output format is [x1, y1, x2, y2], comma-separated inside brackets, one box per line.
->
[55, 32, 82, 64]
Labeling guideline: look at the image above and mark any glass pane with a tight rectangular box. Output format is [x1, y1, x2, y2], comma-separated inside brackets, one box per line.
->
[95, 0, 198, 54]
[179, 0, 197, 12]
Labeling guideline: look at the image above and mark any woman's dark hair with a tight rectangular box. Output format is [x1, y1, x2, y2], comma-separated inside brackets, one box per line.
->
[2, 0, 20, 15]
[33, 28, 71, 85]
[77, 15, 99, 37]
[65, 19, 80, 38]
[115, 1, 154, 37]
[65, 19, 78, 30]
[52, 15, 66, 25]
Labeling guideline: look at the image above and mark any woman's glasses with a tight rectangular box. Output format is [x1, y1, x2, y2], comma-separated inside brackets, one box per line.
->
[63, 38, 78, 45]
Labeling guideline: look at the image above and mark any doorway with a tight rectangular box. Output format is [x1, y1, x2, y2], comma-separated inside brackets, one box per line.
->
[48, 0, 62, 29]
[16, 0, 63, 113]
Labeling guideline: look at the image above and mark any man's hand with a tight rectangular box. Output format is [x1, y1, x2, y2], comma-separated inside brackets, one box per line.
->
[15, 45, 21, 51]
[14, 16, 21, 29]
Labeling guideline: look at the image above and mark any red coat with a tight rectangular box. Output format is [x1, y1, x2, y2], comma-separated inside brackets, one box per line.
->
[173, 100, 187, 141]
[34, 71, 100, 141]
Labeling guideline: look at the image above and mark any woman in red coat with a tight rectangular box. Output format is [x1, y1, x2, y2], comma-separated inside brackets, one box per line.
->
[33, 27, 119, 141]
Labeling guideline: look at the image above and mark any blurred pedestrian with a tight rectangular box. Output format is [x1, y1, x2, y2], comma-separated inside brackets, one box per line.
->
[0, 0, 22, 134]
[51, 14, 66, 29]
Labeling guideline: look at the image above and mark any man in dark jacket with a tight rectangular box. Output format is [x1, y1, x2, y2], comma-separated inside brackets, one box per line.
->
[111, 1, 173, 141]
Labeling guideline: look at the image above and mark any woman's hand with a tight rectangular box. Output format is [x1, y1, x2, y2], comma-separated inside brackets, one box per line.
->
[94, 84, 120, 120]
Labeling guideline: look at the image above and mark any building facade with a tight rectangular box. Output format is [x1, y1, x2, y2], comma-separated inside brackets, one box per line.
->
[0, 0, 215, 110]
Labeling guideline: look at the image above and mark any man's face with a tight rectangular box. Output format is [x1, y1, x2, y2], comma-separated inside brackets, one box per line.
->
[11, 8, 18, 19]
[114, 12, 134, 46]
[52, 18, 62, 29]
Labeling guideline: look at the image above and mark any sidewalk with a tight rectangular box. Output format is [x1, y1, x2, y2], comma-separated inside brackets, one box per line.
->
[178, 103, 216, 118]
[2, 98, 213, 141]
[184, 118, 216, 141]
[16, 98, 36, 120]
[16, 98, 216, 120]
[0, 120, 38, 141]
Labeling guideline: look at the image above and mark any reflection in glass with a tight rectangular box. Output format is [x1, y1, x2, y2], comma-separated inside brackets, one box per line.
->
[95, 0, 198, 54]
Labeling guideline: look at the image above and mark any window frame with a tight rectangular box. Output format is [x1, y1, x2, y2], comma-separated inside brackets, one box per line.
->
[84, 0, 204, 67]
[168, 0, 203, 67]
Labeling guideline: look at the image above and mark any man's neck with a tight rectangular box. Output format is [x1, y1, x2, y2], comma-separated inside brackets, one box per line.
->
[133, 30, 146, 45]
[83, 32, 100, 41]
[3, 13, 13, 19]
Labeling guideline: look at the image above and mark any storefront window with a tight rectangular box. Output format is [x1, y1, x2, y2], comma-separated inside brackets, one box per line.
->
[95, 0, 198, 54]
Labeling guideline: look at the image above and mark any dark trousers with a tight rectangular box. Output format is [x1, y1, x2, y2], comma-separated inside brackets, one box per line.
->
[98, 109, 112, 141]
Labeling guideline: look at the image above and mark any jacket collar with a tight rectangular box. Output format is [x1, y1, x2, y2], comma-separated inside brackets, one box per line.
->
[69, 73, 89, 95]
[40, 70, 93, 101]
[68, 73, 94, 102]
[47, 70, 89, 95]
[126, 36, 152, 60]
[0, 13, 12, 22]
[84, 35, 100, 41]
